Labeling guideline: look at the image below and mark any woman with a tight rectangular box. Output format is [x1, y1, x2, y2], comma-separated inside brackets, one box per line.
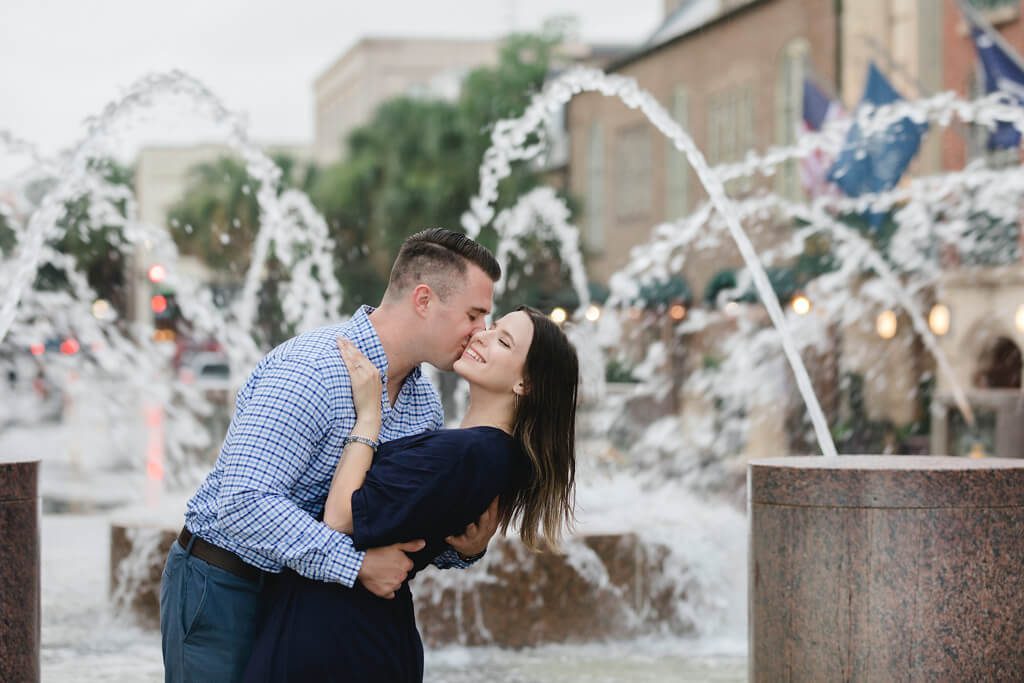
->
[243, 306, 578, 682]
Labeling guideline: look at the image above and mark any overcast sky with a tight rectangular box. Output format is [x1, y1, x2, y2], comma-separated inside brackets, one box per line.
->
[1, 0, 663, 160]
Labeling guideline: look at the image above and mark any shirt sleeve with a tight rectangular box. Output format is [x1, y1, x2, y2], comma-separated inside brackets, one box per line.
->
[214, 357, 365, 587]
[350, 434, 502, 552]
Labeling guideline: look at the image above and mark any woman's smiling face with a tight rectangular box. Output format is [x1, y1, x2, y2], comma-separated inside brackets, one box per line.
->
[452, 310, 534, 396]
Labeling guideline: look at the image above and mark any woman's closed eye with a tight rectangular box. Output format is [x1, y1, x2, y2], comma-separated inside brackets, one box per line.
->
[488, 324, 511, 348]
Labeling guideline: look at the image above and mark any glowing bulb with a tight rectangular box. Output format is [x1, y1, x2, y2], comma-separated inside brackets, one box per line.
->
[550, 307, 567, 324]
[91, 298, 113, 321]
[585, 304, 601, 322]
[151, 295, 168, 314]
[928, 304, 950, 336]
[669, 303, 687, 321]
[148, 264, 167, 283]
[876, 310, 898, 340]
[791, 295, 811, 316]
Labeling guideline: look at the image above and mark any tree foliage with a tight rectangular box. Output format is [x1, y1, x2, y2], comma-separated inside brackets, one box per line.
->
[30, 158, 133, 315]
[312, 26, 568, 312]
[166, 152, 317, 345]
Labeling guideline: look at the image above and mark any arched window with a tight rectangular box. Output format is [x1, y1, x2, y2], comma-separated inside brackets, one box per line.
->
[974, 336, 1022, 389]
[775, 38, 810, 200]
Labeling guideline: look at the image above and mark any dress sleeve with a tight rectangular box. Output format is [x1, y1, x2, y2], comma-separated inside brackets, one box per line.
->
[350, 434, 505, 550]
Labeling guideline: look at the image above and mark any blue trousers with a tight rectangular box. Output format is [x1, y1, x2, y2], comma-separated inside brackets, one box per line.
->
[160, 537, 265, 683]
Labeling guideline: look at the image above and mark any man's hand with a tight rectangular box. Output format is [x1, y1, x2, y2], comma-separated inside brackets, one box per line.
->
[446, 496, 500, 560]
[357, 539, 425, 599]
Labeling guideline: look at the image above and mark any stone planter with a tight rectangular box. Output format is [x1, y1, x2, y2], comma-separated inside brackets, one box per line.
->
[749, 456, 1024, 681]
[109, 524, 179, 629]
[110, 526, 690, 646]
[0, 459, 40, 683]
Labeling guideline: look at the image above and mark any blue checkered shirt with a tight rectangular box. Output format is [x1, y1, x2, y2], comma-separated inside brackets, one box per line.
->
[184, 305, 472, 587]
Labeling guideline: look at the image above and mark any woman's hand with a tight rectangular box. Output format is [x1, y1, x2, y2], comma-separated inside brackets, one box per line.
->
[337, 337, 382, 433]
[326, 337, 383, 534]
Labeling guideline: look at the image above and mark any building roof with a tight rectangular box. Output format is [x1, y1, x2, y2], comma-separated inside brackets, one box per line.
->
[609, 0, 768, 72]
[644, 0, 723, 49]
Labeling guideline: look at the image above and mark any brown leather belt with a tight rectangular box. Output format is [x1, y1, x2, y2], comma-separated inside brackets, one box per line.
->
[178, 526, 261, 582]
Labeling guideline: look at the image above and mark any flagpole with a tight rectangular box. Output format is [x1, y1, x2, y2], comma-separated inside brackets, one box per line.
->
[956, 0, 1024, 75]
[861, 35, 934, 98]
[858, 38, 969, 144]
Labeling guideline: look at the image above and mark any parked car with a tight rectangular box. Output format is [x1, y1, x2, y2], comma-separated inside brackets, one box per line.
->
[177, 351, 231, 392]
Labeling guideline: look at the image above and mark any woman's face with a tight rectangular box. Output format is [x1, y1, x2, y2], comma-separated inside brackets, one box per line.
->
[452, 310, 534, 396]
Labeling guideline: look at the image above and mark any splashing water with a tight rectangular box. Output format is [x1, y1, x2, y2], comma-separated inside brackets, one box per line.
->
[463, 66, 839, 456]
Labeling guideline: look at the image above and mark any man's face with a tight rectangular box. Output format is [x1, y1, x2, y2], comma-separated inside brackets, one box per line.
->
[426, 264, 494, 371]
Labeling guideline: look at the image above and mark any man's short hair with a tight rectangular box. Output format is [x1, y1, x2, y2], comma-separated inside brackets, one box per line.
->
[386, 228, 501, 301]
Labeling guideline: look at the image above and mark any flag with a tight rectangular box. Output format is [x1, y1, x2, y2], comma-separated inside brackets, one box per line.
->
[827, 62, 926, 210]
[799, 77, 845, 197]
[961, 0, 1024, 149]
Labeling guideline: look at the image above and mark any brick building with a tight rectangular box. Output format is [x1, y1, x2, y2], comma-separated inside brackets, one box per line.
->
[942, 0, 1024, 169]
[567, 0, 839, 292]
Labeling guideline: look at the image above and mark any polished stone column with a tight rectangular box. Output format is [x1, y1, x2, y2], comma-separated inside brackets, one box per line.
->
[0, 459, 40, 682]
[749, 456, 1024, 681]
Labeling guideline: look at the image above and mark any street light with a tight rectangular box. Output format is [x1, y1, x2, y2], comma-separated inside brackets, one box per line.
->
[928, 304, 950, 336]
[91, 298, 116, 322]
[876, 310, 898, 340]
[550, 307, 567, 325]
[791, 294, 811, 316]
[668, 303, 687, 321]
[585, 304, 601, 322]
[148, 264, 167, 284]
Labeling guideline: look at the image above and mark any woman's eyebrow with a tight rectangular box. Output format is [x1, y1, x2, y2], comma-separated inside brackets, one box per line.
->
[495, 325, 516, 346]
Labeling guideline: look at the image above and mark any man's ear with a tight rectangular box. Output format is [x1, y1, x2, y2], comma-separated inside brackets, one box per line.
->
[411, 284, 432, 317]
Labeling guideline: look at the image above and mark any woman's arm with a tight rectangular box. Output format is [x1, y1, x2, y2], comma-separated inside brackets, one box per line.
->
[323, 338, 382, 533]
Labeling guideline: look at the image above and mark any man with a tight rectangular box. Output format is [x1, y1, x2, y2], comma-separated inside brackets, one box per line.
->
[160, 228, 503, 682]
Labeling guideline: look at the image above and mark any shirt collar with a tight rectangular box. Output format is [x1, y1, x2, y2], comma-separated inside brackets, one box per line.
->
[346, 305, 421, 384]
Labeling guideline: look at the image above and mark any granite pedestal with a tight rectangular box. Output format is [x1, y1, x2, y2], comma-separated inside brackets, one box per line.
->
[0, 459, 40, 683]
[749, 456, 1024, 681]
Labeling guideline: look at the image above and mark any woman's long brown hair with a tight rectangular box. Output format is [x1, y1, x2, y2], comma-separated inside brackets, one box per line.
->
[498, 306, 578, 551]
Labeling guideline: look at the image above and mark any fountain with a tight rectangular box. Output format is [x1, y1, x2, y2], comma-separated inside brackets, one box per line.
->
[2, 59, 1024, 680]
[461, 66, 1024, 678]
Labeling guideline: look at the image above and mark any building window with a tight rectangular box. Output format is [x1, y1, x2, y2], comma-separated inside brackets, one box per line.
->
[615, 124, 653, 219]
[666, 86, 690, 220]
[707, 84, 755, 192]
[966, 70, 1018, 168]
[585, 122, 605, 251]
[775, 39, 809, 200]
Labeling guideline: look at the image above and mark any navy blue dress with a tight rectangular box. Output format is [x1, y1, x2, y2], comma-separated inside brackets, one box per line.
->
[242, 426, 522, 683]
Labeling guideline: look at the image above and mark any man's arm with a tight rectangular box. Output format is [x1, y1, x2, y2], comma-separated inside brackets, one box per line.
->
[433, 495, 500, 569]
[214, 358, 367, 586]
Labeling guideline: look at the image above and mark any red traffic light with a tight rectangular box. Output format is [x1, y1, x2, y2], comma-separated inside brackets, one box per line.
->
[151, 295, 168, 314]
[148, 264, 167, 283]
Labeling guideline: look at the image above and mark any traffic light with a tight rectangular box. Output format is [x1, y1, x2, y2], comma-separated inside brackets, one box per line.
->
[152, 292, 180, 342]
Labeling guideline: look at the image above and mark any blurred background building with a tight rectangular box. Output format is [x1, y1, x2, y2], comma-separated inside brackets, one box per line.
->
[312, 37, 501, 165]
